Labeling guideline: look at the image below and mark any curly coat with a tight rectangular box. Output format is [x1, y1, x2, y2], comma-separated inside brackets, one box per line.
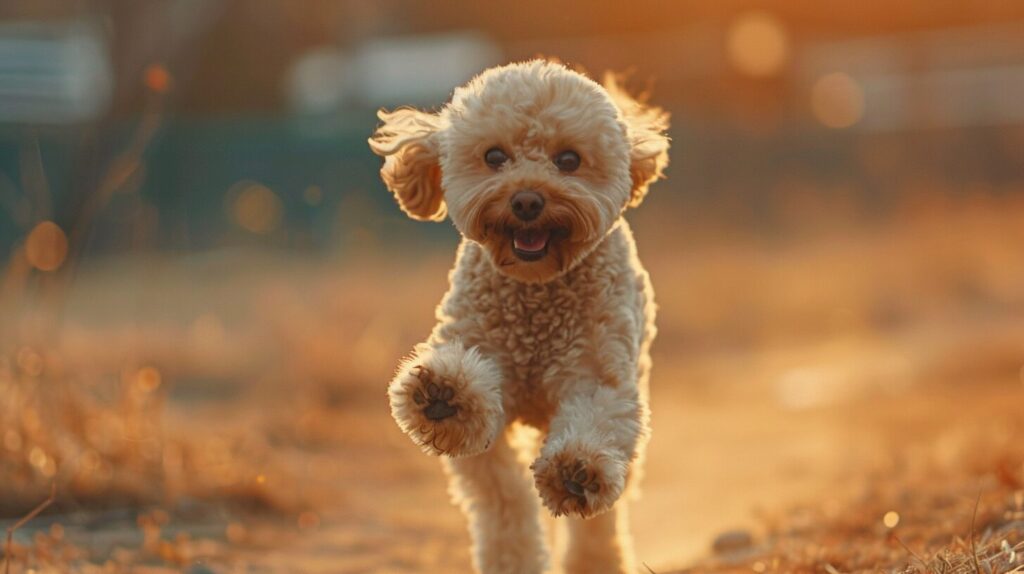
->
[369, 59, 669, 574]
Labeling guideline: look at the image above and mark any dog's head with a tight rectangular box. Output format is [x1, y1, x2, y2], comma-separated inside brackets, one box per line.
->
[369, 60, 669, 283]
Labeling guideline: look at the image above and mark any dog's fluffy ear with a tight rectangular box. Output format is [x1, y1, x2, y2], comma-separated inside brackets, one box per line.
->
[368, 108, 446, 221]
[604, 75, 670, 207]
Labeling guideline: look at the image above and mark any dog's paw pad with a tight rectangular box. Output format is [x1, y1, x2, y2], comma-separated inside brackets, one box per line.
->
[410, 370, 458, 421]
[560, 460, 601, 498]
[423, 395, 457, 421]
[554, 459, 600, 513]
[533, 451, 617, 518]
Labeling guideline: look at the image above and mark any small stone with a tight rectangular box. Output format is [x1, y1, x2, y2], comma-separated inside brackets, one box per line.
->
[712, 529, 754, 555]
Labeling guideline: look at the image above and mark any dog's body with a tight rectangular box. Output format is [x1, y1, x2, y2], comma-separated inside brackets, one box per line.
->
[369, 60, 669, 574]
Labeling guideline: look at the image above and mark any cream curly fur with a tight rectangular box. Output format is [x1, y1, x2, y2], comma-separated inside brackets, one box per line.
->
[370, 60, 669, 574]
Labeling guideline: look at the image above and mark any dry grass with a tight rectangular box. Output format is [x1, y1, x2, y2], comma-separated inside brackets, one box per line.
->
[0, 355, 302, 517]
[681, 440, 1024, 574]
[4, 483, 54, 574]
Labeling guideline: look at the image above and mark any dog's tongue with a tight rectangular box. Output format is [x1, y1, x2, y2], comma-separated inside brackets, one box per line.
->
[513, 229, 550, 253]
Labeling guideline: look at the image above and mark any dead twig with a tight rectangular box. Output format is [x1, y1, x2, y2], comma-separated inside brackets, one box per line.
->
[969, 488, 983, 574]
[3, 482, 56, 574]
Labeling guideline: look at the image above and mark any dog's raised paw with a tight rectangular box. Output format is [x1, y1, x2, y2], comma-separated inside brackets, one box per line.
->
[387, 347, 504, 458]
[532, 446, 623, 518]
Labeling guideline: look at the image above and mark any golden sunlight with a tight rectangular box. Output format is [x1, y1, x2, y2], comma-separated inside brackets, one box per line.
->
[144, 63, 172, 94]
[726, 11, 789, 78]
[811, 72, 865, 128]
[883, 511, 900, 528]
[229, 181, 283, 234]
[25, 220, 69, 272]
[135, 366, 162, 393]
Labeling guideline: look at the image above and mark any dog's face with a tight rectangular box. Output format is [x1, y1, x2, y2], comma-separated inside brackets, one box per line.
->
[370, 60, 669, 283]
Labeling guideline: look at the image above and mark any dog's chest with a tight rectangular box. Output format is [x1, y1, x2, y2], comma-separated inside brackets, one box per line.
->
[474, 271, 614, 427]
[488, 279, 588, 382]
[439, 232, 648, 418]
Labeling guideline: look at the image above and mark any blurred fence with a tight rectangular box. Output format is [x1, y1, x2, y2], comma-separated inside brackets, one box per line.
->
[3, 115, 1023, 262]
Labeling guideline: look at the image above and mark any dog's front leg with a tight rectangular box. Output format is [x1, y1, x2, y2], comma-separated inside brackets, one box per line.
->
[531, 383, 646, 573]
[532, 383, 645, 518]
[388, 340, 505, 457]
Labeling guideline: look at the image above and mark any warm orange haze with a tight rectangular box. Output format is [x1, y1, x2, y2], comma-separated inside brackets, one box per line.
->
[1, 1, 1023, 573]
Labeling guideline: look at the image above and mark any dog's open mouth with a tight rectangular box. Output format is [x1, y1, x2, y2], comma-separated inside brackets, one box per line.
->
[509, 227, 570, 262]
[512, 228, 550, 261]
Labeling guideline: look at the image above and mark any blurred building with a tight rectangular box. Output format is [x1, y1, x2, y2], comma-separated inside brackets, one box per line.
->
[3, 1, 1023, 117]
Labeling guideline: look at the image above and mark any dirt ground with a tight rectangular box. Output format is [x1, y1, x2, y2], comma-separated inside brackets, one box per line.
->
[2, 194, 1024, 573]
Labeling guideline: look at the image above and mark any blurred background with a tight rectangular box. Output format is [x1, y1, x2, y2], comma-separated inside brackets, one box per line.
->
[1, 2, 1023, 573]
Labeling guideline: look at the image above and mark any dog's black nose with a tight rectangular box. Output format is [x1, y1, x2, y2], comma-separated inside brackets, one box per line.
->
[510, 190, 545, 221]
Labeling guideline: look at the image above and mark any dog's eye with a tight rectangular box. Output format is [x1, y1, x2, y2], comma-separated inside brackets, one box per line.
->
[484, 148, 509, 169]
[554, 150, 581, 172]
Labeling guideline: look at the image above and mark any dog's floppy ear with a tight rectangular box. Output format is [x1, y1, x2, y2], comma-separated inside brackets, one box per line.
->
[368, 108, 446, 221]
[604, 75, 670, 207]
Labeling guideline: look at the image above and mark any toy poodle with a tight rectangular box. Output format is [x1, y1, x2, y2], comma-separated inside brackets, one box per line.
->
[369, 59, 669, 574]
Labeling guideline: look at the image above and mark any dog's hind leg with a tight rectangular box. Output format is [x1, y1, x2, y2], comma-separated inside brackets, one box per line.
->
[445, 430, 548, 574]
[564, 504, 635, 574]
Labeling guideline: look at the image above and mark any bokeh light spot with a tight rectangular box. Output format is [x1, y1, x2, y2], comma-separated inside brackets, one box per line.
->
[25, 221, 68, 272]
[229, 181, 283, 235]
[811, 73, 865, 129]
[40, 459, 57, 477]
[226, 522, 247, 543]
[136, 366, 162, 393]
[144, 64, 172, 94]
[883, 510, 900, 528]
[297, 511, 320, 530]
[726, 11, 789, 78]
[29, 446, 47, 469]
[303, 185, 323, 206]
